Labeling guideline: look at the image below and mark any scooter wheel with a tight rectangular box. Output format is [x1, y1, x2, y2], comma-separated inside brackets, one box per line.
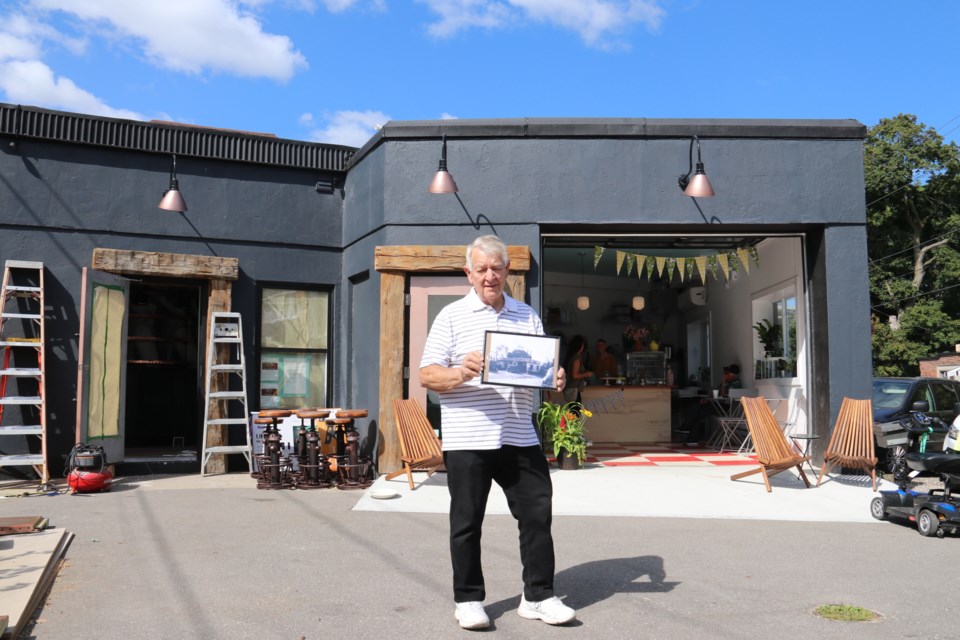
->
[870, 497, 887, 521]
[917, 509, 940, 537]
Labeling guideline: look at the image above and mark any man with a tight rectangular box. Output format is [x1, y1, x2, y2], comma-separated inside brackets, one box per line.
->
[420, 235, 576, 630]
[720, 363, 742, 398]
[592, 338, 619, 380]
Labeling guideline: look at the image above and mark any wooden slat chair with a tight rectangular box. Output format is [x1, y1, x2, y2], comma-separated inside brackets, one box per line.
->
[385, 399, 445, 490]
[817, 397, 877, 491]
[731, 396, 811, 492]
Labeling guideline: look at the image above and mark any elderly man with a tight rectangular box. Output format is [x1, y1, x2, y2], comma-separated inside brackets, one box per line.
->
[420, 234, 577, 630]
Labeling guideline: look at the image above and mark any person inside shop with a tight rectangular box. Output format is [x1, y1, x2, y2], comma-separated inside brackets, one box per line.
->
[562, 334, 593, 400]
[591, 338, 619, 380]
[683, 363, 742, 445]
[419, 234, 577, 631]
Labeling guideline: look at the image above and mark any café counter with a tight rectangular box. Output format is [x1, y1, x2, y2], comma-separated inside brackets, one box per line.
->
[579, 385, 672, 443]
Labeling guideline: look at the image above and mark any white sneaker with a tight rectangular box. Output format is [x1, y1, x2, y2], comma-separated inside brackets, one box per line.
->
[455, 601, 490, 630]
[517, 596, 576, 625]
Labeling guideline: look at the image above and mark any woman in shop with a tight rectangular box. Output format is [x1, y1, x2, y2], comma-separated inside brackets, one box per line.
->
[562, 334, 593, 402]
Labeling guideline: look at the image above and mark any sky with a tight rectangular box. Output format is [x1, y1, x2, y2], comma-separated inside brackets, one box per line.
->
[0, 0, 958, 149]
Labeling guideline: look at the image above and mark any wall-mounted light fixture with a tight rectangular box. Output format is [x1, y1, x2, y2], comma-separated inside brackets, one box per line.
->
[678, 135, 715, 198]
[428, 134, 458, 194]
[158, 154, 188, 212]
[315, 178, 336, 194]
[576, 252, 590, 311]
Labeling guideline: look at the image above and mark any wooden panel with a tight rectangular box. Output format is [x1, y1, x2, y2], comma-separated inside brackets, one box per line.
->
[375, 245, 531, 272]
[579, 386, 672, 442]
[93, 248, 239, 280]
[203, 279, 233, 474]
[378, 272, 406, 473]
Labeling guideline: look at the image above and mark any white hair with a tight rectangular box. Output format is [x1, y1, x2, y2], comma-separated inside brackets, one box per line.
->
[466, 235, 509, 269]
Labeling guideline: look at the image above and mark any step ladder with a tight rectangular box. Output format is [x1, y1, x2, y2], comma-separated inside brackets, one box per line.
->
[201, 312, 252, 475]
[0, 261, 47, 483]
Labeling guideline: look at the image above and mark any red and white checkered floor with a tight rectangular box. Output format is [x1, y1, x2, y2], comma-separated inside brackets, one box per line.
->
[559, 442, 758, 467]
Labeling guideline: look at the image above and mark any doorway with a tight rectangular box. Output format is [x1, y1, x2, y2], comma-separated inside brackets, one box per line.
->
[124, 280, 205, 461]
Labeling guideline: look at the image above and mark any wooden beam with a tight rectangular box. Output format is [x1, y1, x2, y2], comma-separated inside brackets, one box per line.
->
[377, 272, 406, 474]
[93, 249, 239, 280]
[375, 245, 530, 272]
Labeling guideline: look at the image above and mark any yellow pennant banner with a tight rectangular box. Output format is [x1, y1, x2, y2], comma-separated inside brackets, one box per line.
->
[737, 248, 750, 274]
[717, 253, 730, 281]
[615, 250, 625, 275]
[592, 246, 760, 283]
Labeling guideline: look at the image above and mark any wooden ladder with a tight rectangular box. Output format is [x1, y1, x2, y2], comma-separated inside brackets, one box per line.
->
[200, 312, 252, 475]
[0, 261, 47, 483]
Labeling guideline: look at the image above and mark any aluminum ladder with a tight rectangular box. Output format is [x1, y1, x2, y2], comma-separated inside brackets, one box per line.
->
[0, 261, 47, 483]
[201, 312, 252, 475]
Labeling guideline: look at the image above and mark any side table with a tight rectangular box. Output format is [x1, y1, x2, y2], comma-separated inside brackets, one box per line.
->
[788, 432, 819, 479]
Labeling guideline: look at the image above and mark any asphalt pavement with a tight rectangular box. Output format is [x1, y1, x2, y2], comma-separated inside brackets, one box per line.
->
[2, 468, 959, 640]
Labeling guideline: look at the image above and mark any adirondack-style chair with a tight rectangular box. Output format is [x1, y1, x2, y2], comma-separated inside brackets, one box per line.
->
[731, 396, 811, 492]
[817, 397, 877, 491]
[385, 399, 445, 490]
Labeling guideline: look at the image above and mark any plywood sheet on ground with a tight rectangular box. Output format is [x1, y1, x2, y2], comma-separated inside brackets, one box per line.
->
[0, 527, 74, 639]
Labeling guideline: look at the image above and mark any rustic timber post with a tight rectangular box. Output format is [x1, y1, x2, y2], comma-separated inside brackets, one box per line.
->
[204, 278, 233, 473]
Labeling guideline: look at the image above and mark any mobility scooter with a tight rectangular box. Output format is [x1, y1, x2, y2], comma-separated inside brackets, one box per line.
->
[871, 412, 960, 538]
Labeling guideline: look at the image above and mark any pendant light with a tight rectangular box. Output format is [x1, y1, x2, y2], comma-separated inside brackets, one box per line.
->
[428, 134, 458, 194]
[576, 252, 590, 311]
[632, 294, 645, 311]
[678, 135, 715, 198]
[158, 154, 188, 212]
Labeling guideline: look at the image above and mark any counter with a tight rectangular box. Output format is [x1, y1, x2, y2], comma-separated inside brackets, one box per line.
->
[579, 385, 672, 443]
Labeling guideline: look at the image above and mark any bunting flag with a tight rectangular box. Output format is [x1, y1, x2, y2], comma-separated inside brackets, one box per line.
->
[717, 253, 730, 281]
[737, 248, 751, 274]
[694, 256, 708, 283]
[589, 246, 760, 282]
[655, 256, 667, 279]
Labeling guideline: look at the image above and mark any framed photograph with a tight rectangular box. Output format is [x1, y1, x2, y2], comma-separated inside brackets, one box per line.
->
[482, 330, 561, 389]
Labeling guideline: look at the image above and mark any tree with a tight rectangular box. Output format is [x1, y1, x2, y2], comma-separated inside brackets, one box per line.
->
[866, 114, 960, 375]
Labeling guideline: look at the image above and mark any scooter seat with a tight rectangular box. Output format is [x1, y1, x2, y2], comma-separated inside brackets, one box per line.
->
[904, 452, 960, 474]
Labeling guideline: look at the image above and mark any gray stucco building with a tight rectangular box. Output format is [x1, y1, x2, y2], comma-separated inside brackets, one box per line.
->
[0, 103, 869, 479]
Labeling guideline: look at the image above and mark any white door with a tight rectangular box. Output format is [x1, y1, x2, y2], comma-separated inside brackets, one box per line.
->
[75, 268, 129, 463]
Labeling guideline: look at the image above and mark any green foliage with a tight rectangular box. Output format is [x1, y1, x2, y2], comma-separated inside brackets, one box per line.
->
[752, 318, 782, 355]
[535, 400, 592, 463]
[866, 114, 960, 374]
[814, 604, 880, 622]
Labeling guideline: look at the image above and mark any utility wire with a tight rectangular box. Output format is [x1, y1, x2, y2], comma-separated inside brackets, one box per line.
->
[872, 280, 960, 308]
[869, 227, 960, 265]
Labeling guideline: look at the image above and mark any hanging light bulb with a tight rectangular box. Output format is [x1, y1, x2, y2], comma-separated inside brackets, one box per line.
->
[632, 295, 645, 311]
[576, 252, 589, 311]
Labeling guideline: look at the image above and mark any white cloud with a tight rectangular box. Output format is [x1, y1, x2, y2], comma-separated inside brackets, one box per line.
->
[420, 0, 665, 47]
[440, 112, 458, 119]
[0, 59, 143, 120]
[306, 109, 389, 146]
[31, 0, 308, 81]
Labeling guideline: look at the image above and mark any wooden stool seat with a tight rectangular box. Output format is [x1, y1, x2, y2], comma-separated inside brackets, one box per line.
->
[296, 409, 331, 420]
[254, 417, 275, 425]
[259, 409, 293, 418]
[335, 409, 368, 419]
[325, 418, 353, 426]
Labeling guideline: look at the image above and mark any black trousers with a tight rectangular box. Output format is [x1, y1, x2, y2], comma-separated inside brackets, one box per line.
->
[444, 445, 555, 603]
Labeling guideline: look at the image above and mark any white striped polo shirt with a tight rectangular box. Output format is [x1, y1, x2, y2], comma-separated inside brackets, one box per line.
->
[420, 288, 543, 451]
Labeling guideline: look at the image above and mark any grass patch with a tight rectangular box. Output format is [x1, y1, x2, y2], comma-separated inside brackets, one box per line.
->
[815, 604, 880, 622]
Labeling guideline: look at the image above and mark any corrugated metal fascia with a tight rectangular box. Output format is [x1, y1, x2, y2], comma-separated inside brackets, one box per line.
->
[0, 102, 354, 172]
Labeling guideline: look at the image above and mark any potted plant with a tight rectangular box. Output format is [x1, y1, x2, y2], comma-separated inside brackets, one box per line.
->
[535, 400, 592, 469]
[752, 318, 782, 357]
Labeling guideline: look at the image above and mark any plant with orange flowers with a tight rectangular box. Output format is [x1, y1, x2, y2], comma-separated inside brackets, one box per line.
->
[535, 400, 592, 463]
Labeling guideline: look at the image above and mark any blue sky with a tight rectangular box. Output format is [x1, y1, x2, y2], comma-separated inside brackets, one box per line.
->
[0, 0, 957, 148]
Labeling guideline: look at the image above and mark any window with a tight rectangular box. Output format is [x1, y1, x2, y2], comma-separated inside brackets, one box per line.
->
[752, 284, 797, 379]
[258, 286, 330, 409]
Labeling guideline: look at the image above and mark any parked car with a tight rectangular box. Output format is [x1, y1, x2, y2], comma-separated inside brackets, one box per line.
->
[872, 377, 960, 472]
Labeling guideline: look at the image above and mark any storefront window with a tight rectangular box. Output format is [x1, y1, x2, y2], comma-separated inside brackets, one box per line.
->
[753, 285, 797, 379]
[258, 287, 329, 409]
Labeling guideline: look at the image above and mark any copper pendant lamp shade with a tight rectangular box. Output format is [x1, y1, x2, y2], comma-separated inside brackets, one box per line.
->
[678, 135, 715, 198]
[158, 154, 188, 212]
[428, 135, 458, 194]
[576, 252, 589, 311]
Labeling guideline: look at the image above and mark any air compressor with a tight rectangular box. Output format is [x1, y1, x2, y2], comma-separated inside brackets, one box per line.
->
[66, 443, 113, 493]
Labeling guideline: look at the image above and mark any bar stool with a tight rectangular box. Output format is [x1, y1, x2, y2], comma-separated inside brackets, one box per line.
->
[257, 409, 293, 489]
[325, 409, 372, 489]
[294, 409, 332, 489]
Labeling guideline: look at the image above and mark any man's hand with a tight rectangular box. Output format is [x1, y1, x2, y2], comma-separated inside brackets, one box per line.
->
[555, 366, 567, 392]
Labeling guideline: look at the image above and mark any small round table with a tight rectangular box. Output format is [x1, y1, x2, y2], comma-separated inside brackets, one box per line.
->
[788, 432, 820, 478]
